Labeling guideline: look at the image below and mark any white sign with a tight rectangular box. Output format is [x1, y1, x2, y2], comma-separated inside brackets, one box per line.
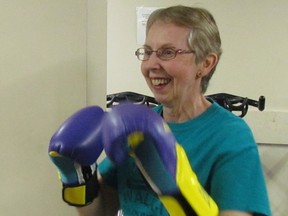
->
[136, 7, 160, 45]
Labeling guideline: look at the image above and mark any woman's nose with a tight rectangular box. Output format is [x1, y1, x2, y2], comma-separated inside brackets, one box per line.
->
[145, 52, 161, 69]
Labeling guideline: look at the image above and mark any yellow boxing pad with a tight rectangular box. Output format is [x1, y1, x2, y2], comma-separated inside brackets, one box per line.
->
[129, 132, 218, 216]
[160, 144, 219, 216]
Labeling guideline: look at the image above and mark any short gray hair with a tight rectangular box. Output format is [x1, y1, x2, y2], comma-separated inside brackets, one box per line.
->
[146, 5, 222, 93]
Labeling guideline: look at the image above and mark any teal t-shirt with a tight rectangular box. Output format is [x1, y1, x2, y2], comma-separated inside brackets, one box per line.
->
[99, 102, 271, 216]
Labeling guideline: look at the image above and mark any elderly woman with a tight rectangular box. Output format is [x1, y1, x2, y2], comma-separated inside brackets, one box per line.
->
[50, 5, 271, 216]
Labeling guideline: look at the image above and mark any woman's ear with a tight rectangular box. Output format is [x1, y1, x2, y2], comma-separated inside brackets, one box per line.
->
[201, 53, 218, 76]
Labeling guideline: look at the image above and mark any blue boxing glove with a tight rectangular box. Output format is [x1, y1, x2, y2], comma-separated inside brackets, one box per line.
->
[48, 106, 104, 206]
[102, 103, 218, 216]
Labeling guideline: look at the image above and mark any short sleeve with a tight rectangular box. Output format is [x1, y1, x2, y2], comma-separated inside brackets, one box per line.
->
[211, 146, 271, 215]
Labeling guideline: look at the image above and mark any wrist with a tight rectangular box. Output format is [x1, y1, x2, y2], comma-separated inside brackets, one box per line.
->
[62, 170, 100, 206]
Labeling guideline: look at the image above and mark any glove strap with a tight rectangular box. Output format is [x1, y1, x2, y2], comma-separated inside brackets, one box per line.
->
[62, 170, 99, 206]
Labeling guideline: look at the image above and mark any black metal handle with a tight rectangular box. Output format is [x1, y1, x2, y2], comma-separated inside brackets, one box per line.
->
[106, 92, 266, 118]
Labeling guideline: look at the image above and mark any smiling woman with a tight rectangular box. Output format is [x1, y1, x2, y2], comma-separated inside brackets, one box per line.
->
[76, 5, 271, 216]
[106, 1, 288, 148]
[103, 5, 270, 216]
[139, 20, 217, 111]
[47, 3, 272, 216]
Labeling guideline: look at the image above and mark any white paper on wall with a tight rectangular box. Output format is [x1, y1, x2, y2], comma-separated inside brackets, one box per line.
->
[136, 7, 160, 45]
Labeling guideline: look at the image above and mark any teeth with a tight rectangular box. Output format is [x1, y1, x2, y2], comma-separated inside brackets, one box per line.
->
[151, 79, 170, 86]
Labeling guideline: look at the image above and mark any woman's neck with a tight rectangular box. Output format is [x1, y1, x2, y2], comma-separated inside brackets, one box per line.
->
[162, 95, 211, 123]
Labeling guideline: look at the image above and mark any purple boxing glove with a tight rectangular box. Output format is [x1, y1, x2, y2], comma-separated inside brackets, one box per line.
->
[102, 103, 219, 216]
[48, 106, 104, 206]
[102, 103, 177, 194]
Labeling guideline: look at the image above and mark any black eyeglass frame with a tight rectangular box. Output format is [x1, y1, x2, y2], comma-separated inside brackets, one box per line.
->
[135, 47, 195, 61]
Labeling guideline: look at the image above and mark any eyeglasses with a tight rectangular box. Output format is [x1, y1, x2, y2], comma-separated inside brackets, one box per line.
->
[135, 47, 195, 61]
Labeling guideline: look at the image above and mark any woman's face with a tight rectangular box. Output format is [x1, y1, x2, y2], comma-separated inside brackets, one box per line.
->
[141, 21, 202, 107]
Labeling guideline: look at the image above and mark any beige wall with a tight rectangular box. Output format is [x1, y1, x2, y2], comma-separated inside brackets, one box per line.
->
[0, 0, 105, 215]
[106, 0, 288, 144]
[87, 0, 107, 107]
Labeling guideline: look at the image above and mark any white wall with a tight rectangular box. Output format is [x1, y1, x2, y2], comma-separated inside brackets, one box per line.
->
[106, 0, 288, 144]
[87, 0, 107, 108]
[1, 1, 86, 215]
